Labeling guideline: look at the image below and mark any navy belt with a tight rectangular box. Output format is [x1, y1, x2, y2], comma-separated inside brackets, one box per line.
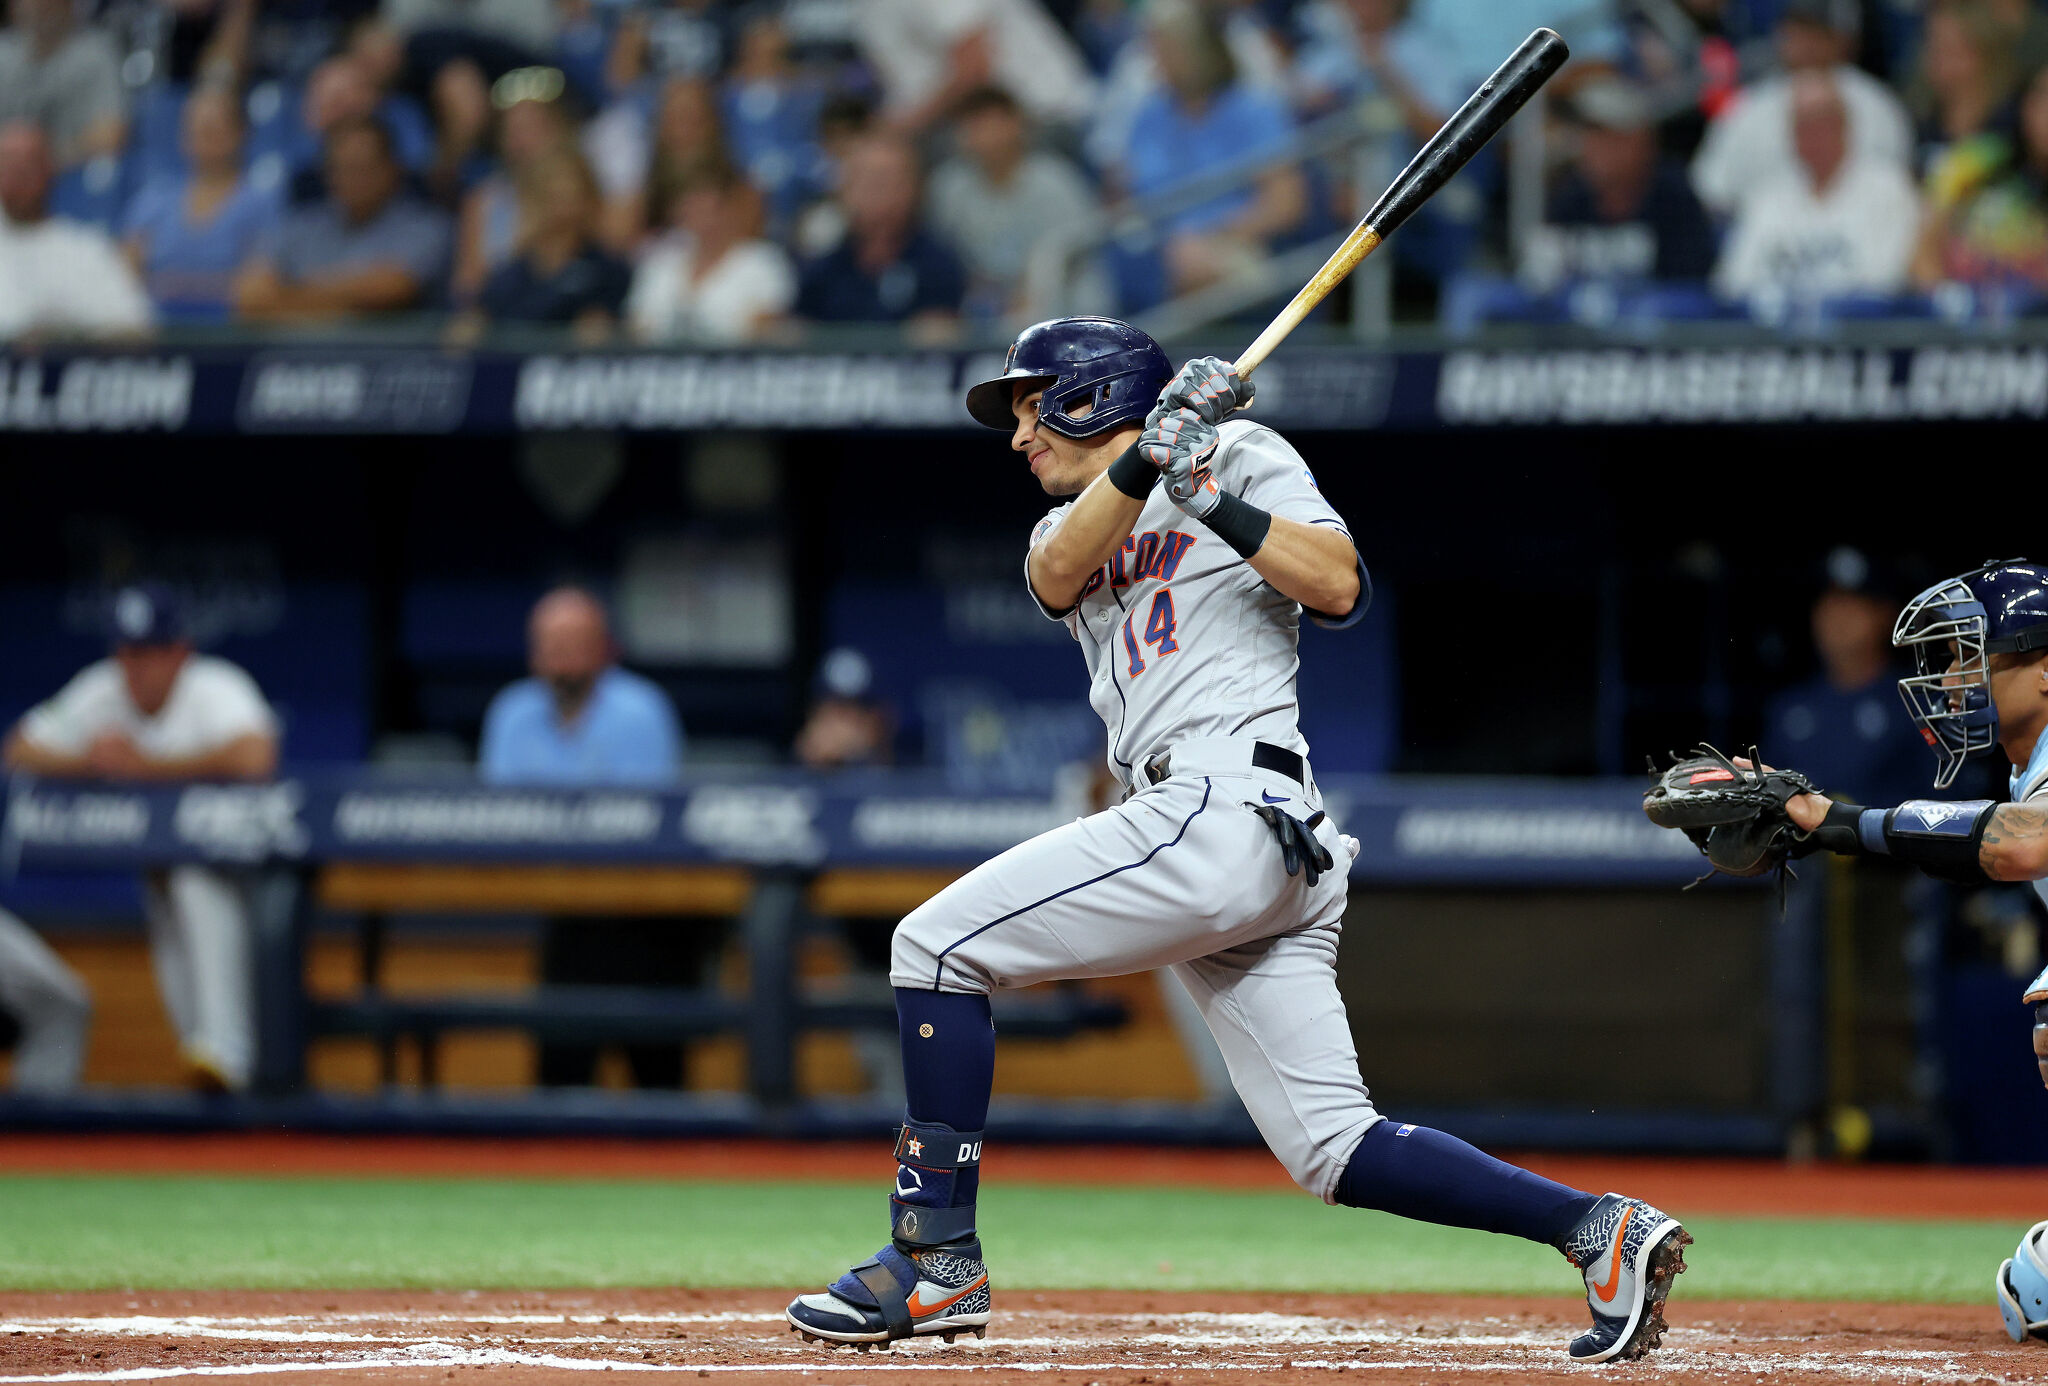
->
[1143, 741, 1305, 787]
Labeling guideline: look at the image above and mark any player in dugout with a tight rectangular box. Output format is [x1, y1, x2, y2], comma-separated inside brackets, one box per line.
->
[2, 583, 279, 1092]
[1649, 558, 2048, 1342]
[786, 316, 1691, 1364]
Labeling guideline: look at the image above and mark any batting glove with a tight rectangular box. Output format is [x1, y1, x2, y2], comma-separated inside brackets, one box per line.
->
[1249, 803, 1336, 887]
[1157, 355, 1254, 426]
[1138, 406, 1222, 520]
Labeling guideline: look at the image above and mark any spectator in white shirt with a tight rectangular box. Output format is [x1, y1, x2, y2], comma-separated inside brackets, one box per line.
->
[0, 121, 152, 341]
[927, 85, 1106, 320]
[1690, 0, 1911, 219]
[857, 0, 1097, 137]
[627, 158, 795, 342]
[1713, 70, 1920, 305]
[2, 584, 281, 1093]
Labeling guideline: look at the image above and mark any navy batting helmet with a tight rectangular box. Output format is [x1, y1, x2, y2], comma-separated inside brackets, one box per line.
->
[964, 316, 1171, 440]
[1894, 558, 2048, 787]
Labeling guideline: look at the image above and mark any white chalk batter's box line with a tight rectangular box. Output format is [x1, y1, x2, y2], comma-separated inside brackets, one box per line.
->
[0, 1319, 2033, 1386]
[0, 1309, 1939, 1356]
[0, 1344, 2034, 1386]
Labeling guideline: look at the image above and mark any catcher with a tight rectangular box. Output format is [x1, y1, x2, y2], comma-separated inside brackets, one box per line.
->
[1645, 557, 2048, 1342]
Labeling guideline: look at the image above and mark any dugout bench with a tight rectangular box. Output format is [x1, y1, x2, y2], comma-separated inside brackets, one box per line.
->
[284, 862, 1125, 1100]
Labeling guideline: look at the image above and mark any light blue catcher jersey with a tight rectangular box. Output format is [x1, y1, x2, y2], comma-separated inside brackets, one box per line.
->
[2012, 736, 2048, 917]
[2014, 740, 2048, 1011]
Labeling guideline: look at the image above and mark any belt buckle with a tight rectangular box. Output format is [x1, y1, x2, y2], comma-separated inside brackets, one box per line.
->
[1144, 753, 1171, 785]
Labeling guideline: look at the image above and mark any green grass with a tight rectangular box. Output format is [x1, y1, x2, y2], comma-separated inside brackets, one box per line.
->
[0, 1175, 2017, 1304]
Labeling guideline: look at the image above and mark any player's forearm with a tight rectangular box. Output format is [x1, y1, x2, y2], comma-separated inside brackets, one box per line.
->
[2, 730, 91, 777]
[1793, 795, 2048, 883]
[1244, 517, 1360, 618]
[1028, 459, 1152, 610]
[1980, 804, 2048, 881]
[139, 734, 279, 782]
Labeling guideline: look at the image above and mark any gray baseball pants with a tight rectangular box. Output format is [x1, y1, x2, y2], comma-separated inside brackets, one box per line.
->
[891, 741, 1381, 1202]
[0, 907, 91, 1092]
[143, 866, 255, 1089]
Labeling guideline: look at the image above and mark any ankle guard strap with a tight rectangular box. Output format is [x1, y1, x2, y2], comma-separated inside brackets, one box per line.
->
[895, 1124, 984, 1167]
[891, 1120, 983, 1247]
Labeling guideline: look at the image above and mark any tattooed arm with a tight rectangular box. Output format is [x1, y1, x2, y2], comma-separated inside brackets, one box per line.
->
[1979, 804, 2048, 881]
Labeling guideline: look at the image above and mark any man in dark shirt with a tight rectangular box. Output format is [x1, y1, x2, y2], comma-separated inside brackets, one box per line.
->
[1522, 77, 1717, 291]
[1765, 550, 1937, 809]
[795, 132, 963, 328]
[233, 114, 450, 320]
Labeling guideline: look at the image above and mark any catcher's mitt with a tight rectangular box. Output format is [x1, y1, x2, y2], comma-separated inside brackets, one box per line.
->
[1643, 744, 1821, 881]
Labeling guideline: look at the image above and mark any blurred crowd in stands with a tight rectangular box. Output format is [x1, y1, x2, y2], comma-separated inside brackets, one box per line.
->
[3, 0, 2048, 341]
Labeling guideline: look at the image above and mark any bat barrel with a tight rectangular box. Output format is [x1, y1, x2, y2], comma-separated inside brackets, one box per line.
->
[1362, 27, 1569, 241]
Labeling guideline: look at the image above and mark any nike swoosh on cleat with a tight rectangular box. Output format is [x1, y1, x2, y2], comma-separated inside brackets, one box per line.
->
[906, 1275, 988, 1318]
[1261, 791, 1288, 803]
[1593, 1206, 1635, 1303]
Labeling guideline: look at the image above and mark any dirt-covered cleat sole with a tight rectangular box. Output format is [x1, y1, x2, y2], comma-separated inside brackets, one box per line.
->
[1603, 1226, 1690, 1362]
[1562, 1193, 1691, 1364]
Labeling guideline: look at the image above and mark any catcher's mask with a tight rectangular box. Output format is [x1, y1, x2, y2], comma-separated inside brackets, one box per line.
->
[964, 316, 1171, 440]
[1894, 558, 2048, 788]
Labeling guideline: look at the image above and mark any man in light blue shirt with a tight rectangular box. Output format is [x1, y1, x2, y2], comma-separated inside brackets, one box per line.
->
[480, 587, 682, 786]
[479, 585, 697, 1090]
[1409, 0, 1622, 89]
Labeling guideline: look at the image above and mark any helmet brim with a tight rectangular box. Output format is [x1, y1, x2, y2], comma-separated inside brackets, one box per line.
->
[965, 370, 1057, 431]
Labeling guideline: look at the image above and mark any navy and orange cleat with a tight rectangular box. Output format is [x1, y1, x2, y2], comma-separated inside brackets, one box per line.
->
[786, 1239, 991, 1350]
[1560, 1193, 1691, 1362]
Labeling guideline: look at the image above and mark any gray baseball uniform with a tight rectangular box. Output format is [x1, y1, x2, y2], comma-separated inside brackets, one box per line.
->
[891, 419, 1382, 1201]
[0, 907, 90, 1092]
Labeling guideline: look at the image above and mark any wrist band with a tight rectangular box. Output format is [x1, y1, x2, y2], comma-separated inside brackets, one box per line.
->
[1203, 491, 1272, 559]
[1105, 443, 1155, 500]
[1799, 800, 1869, 857]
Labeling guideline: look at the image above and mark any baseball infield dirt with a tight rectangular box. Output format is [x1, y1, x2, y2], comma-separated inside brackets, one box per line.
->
[2, 1288, 2041, 1386]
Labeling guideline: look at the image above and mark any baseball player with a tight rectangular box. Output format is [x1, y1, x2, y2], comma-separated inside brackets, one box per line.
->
[2, 583, 279, 1092]
[786, 316, 1690, 1364]
[1739, 559, 2048, 1341]
[0, 909, 91, 1092]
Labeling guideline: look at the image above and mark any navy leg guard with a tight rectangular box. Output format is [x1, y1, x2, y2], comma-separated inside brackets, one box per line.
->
[891, 1118, 983, 1246]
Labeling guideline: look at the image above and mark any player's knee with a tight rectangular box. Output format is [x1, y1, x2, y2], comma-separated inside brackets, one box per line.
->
[888, 919, 936, 987]
[16, 978, 90, 1032]
[887, 910, 991, 996]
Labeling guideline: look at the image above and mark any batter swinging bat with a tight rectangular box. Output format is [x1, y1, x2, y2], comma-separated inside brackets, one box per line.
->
[1235, 26, 1570, 377]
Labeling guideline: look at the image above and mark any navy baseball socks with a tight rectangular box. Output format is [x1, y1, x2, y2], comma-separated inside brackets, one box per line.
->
[1336, 1122, 1689, 1361]
[786, 990, 996, 1348]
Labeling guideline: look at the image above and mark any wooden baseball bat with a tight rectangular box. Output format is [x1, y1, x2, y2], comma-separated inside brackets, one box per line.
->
[1235, 27, 1570, 377]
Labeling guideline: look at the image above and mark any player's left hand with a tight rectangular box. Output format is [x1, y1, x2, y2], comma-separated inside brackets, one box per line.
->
[85, 731, 151, 779]
[1643, 744, 1823, 879]
[1249, 802, 1336, 886]
[1138, 406, 1222, 520]
[1155, 355, 1254, 426]
[1733, 754, 1831, 831]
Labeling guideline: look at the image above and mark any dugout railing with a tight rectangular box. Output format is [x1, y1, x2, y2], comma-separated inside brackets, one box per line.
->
[1, 769, 1881, 1153]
